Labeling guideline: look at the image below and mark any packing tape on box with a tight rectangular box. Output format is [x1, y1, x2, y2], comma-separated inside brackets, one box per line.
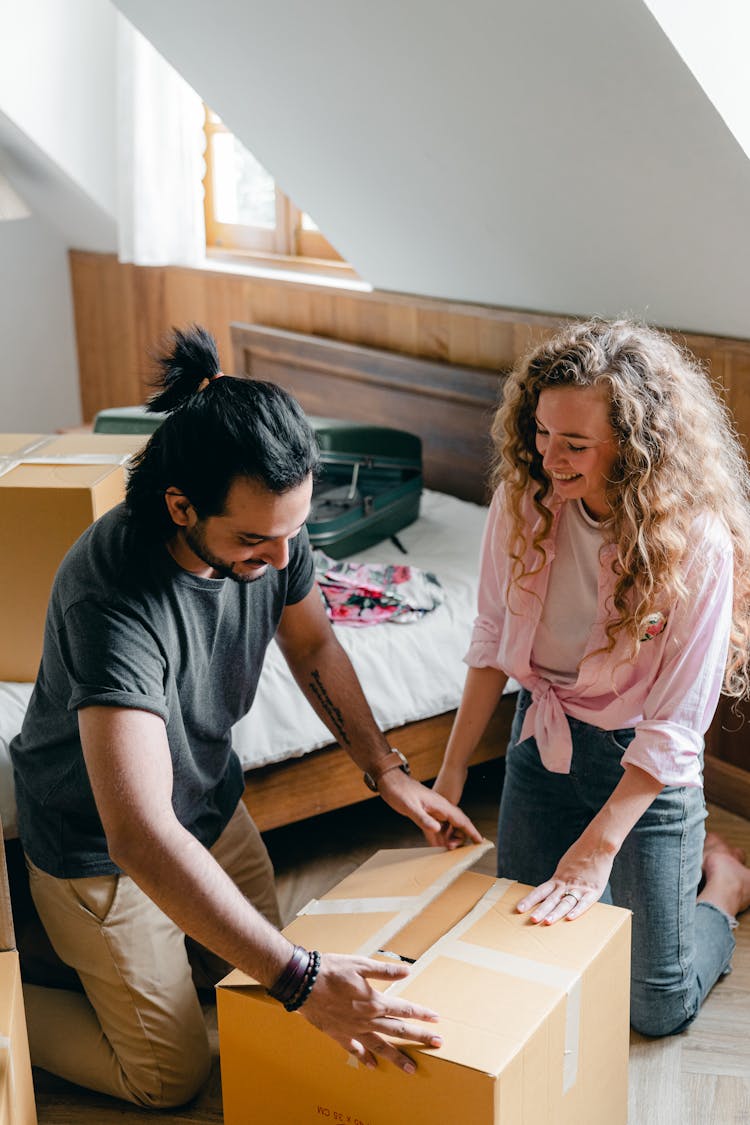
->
[0, 436, 51, 477]
[0, 453, 133, 478]
[386, 879, 582, 1094]
[300, 895, 421, 915]
[0, 436, 134, 479]
[298, 840, 494, 957]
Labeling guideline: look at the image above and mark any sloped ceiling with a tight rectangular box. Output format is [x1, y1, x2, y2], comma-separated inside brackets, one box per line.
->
[0, 0, 118, 252]
[115, 0, 750, 338]
[645, 0, 750, 162]
[0, 111, 116, 253]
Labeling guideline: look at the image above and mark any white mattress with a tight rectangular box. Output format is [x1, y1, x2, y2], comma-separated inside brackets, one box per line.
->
[1, 491, 511, 840]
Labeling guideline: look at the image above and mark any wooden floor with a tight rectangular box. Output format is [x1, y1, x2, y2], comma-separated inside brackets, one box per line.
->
[32, 760, 750, 1124]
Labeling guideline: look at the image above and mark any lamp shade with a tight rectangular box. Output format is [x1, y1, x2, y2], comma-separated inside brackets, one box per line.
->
[0, 174, 31, 221]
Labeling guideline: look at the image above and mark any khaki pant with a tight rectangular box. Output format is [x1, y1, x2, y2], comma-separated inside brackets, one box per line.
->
[23, 801, 280, 1108]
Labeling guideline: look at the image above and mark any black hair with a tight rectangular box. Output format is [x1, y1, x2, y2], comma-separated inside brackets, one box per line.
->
[125, 325, 319, 543]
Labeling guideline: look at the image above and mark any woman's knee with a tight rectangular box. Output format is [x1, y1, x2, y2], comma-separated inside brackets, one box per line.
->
[630, 982, 698, 1038]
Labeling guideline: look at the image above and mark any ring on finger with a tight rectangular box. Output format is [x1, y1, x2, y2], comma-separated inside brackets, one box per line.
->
[561, 891, 580, 908]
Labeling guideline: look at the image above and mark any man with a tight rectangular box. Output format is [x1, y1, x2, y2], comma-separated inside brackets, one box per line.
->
[10, 326, 480, 1108]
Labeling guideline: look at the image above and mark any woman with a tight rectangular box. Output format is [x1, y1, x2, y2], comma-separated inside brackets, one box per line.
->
[432, 319, 750, 1036]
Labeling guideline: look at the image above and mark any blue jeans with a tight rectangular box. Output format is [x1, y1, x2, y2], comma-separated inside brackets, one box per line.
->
[497, 690, 736, 1037]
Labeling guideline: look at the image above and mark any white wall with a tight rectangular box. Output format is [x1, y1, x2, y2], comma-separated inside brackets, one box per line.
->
[0, 0, 118, 219]
[116, 0, 750, 338]
[0, 214, 81, 430]
[0, 0, 119, 431]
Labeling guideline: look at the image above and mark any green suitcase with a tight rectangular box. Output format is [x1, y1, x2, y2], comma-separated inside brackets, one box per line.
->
[93, 405, 168, 434]
[94, 407, 422, 557]
[308, 417, 422, 558]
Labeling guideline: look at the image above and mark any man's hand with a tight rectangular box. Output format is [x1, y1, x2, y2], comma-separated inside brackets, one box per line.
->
[377, 769, 482, 849]
[301, 952, 442, 1073]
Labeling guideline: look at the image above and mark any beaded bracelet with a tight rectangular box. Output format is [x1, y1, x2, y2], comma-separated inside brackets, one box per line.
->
[268, 944, 309, 1006]
[285, 950, 321, 1012]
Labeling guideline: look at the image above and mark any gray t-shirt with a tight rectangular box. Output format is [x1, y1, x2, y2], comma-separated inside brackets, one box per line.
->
[10, 503, 315, 878]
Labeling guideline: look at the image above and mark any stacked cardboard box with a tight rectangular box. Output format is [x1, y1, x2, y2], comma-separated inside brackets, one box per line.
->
[218, 843, 631, 1124]
[0, 433, 148, 682]
[0, 818, 36, 1124]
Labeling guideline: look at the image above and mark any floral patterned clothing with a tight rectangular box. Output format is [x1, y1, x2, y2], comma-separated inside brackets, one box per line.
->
[314, 551, 444, 627]
[466, 487, 733, 788]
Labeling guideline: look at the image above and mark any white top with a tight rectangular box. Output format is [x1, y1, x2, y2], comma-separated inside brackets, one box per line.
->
[530, 499, 607, 684]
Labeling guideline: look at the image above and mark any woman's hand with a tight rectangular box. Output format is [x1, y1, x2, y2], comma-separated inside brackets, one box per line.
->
[301, 952, 442, 1073]
[514, 832, 618, 925]
[417, 763, 470, 847]
[432, 762, 468, 808]
[515, 764, 662, 924]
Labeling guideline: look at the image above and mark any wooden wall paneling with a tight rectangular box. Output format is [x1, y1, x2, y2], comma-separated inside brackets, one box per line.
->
[703, 758, 750, 822]
[69, 249, 750, 493]
[69, 253, 580, 421]
[386, 300, 418, 357]
[132, 267, 170, 399]
[70, 254, 139, 420]
[203, 274, 235, 363]
[164, 269, 212, 348]
[706, 697, 750, 774]
[726, 342, 750, 450]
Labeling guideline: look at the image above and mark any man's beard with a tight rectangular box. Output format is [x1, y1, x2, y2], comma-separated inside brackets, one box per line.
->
[182, 523, 266, 584]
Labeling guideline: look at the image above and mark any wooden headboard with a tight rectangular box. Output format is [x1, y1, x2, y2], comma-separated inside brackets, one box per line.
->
[230, 323, 507, 505]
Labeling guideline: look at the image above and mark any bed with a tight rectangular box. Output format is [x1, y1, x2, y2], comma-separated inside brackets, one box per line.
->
[0, 326, 517, 838]
[231, 324, 517, 830]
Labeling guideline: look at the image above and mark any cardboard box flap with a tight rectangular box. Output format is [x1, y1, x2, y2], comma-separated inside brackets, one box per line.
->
[390, 870, 491, 961]
[309, 843, 492, 904]
[392, 954, 569, 1079]
[387, 879, 629, 1081]
[222, 842, 492, 988]
[288, 843, 493, 961]
[462, 881, 630, 972]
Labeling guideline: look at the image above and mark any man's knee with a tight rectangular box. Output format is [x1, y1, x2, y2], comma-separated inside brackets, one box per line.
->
[125, 1043, 212, 1109]
[630, 981, 698, 1038]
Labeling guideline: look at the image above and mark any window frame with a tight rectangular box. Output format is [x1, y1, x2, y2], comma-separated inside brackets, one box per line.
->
[202, 106, 353, 274]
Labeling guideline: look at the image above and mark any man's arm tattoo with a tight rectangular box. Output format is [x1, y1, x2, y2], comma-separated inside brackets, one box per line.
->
[308, 669, 351, 746]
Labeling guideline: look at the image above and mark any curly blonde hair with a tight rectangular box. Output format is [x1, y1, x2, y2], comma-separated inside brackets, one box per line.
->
[492, 318, 750, 698]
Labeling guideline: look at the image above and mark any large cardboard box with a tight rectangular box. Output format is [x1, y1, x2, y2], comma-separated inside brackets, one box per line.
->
[218, 844, 631, 1124]
[0, 433, 147, 682]
[0, 818, 36, 1125]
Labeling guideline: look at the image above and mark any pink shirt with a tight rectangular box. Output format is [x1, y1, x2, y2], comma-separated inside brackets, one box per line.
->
[465, 488, 734, 788]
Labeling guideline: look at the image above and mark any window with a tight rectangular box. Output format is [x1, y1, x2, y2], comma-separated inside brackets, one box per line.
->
[202, 107, 350, 270]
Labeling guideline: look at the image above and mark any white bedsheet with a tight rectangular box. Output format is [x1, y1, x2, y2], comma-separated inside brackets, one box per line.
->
[1, 491, 510, 840]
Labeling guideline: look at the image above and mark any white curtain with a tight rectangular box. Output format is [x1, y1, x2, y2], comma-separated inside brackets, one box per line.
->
[116, 15, 206, 267]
